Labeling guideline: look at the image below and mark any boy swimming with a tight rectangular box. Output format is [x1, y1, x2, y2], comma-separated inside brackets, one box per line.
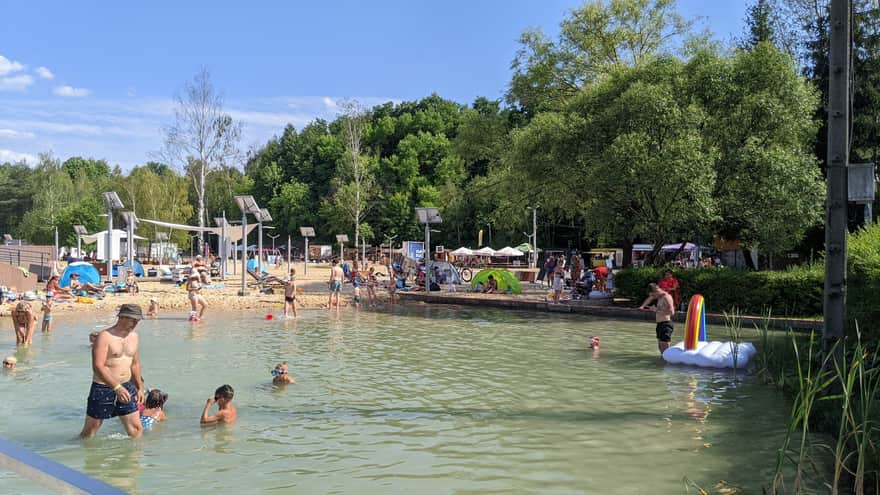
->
[271, 362, 296, 385]
[200, 384, 237, 425]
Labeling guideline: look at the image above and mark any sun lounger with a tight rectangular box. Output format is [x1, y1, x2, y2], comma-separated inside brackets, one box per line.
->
[246, 269, 284, 291]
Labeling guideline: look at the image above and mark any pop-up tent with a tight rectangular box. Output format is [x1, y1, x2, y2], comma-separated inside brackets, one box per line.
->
[470, 269, 522, 293]
[61, 261, 101, 287]
[113, 260, 145, 277]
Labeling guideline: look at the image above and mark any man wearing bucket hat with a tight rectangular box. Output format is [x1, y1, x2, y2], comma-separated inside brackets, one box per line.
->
[80, 304, 147, 438]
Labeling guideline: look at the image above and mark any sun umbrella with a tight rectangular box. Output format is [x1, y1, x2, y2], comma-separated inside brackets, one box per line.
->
[496, 246, 525, 257]
[470, 269, 522, 294]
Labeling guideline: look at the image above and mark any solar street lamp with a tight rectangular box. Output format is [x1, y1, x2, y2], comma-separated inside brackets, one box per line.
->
[123, 211, 138, 277]
[234, 195, 260, 296]
[73, 225, 88, 258]
[415, 207, 442, 289]
[300, 227, 315, 275]
[214, 215, 230, 280]
[336, 234, 348, 262]
[102, 192, 124, 283]
[255, 208, 273, 270]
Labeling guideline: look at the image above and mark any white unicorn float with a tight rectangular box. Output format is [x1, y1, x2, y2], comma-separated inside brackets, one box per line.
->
[662, 294, 756, 369]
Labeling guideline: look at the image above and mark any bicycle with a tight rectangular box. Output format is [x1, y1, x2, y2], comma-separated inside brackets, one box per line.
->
[454, 263, 473, 283]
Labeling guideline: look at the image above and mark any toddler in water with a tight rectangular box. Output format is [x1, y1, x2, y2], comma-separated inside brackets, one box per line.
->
[352, 280, 362, 309]
[272, 362, 296, 385]
[146, 297, 159, 318]
[41, 293, 53, 333]
[140, 389, 168, 431]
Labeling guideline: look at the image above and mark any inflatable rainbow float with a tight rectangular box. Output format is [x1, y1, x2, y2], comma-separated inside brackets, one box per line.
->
[661, 294, 756, 369]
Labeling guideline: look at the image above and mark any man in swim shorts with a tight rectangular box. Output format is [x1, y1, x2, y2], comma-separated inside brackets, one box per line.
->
[80, 304, 146, 438]
[283, 269, 298, 318]
[328, 259, 344, 309]
[639, 283, 676, 356]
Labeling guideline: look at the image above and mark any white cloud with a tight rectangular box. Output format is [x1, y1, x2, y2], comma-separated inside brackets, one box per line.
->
[0, 129, 35, 139]
[0, 149, 38, 164]
[227, 109, 313, 128]
[53, 85, 91, 97]
[0, 74, 34, 92]
[0, 55, 24, 76]
[322, 96, 338, 111]
[35, 66, 54, 80]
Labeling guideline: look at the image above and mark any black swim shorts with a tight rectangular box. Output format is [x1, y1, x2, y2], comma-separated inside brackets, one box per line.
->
[285, 295, 295, 303]
[86, 381, 138, 419]
[655, 321, 674, 342]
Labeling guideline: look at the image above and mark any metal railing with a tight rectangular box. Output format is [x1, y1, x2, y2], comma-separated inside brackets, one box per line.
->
[0, 246, 54, 281]
[0, 437, 127, 494]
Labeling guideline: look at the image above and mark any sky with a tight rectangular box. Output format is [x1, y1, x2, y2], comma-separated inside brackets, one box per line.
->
[0, 0, 749, 169]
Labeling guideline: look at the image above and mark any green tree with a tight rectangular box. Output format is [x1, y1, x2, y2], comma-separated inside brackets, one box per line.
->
[508, 0, 691, 113]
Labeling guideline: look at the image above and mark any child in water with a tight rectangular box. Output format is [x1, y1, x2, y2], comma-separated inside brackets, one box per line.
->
[140, 389, 168, 431]
[146, 297, 159, 318]
[352, 280, 362, 309]
[41, 293, 53, 333]
[589, 336, 601, 351]
[271, 362, 296, 385]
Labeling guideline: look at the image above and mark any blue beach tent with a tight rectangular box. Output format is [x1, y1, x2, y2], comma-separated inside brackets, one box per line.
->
[60, 262, 101, 287]
[113, 260, 145, 277]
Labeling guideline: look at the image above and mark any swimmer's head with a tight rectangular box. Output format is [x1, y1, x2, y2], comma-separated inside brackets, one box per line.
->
[589, 336, 601, 349]
[214, 384, 234, 402]
[2, 356, 16, 369]
[89, 331, 100, 344]
[145, 389, 168, 409]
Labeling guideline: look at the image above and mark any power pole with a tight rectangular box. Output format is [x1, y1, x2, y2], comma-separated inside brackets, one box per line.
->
[824, 0, 850, 361]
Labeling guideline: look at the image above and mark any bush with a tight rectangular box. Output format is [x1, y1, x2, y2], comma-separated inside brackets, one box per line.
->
[616, 223, 880, 344]
[614, 266, 823, 317]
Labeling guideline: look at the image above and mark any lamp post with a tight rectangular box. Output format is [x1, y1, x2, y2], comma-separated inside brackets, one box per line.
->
[123, 211, 138, 278]
[73, 225, 87, 259]
[253, 208, 272, 272]
[527, 206, 539, 269]
[102, 192, 124, 283]
[300, 227, 315, 275]
[155, 232, 168, 265]
[336, 234, 349, 263]
[234, 195, 261, 296]
[214, 215, 230, 280]
[416, 207, 442, 289]
[268, 233, 280, 257]
[383, 234, 397, 271]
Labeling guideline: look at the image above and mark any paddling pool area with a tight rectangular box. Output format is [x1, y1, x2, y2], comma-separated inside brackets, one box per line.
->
[0, 305, 819, 493]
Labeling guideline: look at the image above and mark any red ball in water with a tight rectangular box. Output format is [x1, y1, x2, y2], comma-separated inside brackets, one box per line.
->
[265, 314, 274, 320]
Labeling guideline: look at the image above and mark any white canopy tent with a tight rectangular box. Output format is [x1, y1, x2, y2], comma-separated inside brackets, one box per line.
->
[450, 247, 474, 256]
[80, 229, 147, 261]
[139, 218, 257, 244]
[496, 246, 525, 256]
[473, 247, 496, 256]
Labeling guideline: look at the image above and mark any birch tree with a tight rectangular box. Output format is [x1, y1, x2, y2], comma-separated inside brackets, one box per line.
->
[159, 69, 241, 249]
[337, 99, 371, 268]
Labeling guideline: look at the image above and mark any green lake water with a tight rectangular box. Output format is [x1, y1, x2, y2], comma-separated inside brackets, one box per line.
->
[0, 304, 807, 494]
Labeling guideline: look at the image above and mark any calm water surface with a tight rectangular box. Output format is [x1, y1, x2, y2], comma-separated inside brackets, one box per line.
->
[1, 304, 799, 494]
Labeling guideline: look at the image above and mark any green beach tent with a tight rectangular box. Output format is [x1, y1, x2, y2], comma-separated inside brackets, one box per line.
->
[470, 269, 522, 294]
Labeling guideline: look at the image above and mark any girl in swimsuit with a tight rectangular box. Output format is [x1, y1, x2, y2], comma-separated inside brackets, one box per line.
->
[187, 275, 208, 321]
[140, 389, 168, 431]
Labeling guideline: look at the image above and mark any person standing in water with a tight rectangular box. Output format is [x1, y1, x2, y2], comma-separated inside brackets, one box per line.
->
[327, 259, 344, 309]
[283, 269, 298, 318]
[80, 304, 146, 438]
[187, 274, 207, 321]
[639, 283, 676, 355]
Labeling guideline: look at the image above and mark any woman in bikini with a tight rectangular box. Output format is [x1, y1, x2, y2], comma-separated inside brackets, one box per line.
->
[187, 274, 208, 321]
[11, 301, 36, 345]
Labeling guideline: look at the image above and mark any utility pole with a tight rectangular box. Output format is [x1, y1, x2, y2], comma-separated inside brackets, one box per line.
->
[824, 0, 850, 361]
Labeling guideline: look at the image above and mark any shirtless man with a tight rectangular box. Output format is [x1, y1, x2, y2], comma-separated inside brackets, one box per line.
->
[80, 304, 146, 438]
[639, 283, 676, 355]
[327, 259, 344, 309]
[283, 269, 298, 318]
[200, 384, 237, 425]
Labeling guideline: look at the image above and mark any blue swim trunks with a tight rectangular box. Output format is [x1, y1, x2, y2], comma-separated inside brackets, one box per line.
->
[330, 280, 342, 292]
[86, 381, 138, 419]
